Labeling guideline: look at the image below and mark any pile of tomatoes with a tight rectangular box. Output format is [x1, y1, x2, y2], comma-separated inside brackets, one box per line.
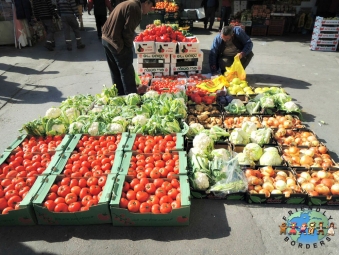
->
[0, 176, 36, 214]
[0, 136, 64, 178]
[149, 79, 185, 94]
[154, 2, 179, 12]
[139, 74, 152, 86]
[43, 175, 107, 212]
[186, 86, 216, 104]
[131, 134, 177, 153]
[134, 24, 197, 43]
[119, 177, 181, 214]
[127, 152, 179, 179]
[62, 135, 123, 178]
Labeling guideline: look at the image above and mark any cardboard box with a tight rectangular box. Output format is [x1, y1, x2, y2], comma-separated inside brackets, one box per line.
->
[0, 175, 47, 226]
[155, 42, 177, 54]
[137, 63, 170, 76]
[133, 41, 155, 54]
[315, 16, 339, 26]
[4, 134, 73, 153]
[137, 53, 171, 63]
[310, 45, 338, 52]
[122, 133, 185, 151]
[310, 39, 338, 46]
[113, 151, 187, 176]
[110, 175, 190, 226]
[170, 50, 203, 63]
[33, 174, 116, 225]
[170, 64, 202, 75]
[177, 38, 200, 53]
[312, 33, 339, 39]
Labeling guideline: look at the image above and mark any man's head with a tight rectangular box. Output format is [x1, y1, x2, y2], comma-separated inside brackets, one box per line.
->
[220, 26, 234, 42]
[141, 0, 156, 14]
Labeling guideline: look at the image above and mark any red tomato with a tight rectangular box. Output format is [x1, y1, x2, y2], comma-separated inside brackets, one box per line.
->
[167, 188, 179, 200]
[5, 190, 19, 200]
[65, 193, 77, 205]
[171, 200, 181, 209]
[127, 200, 140, 213]
[71, 186, 81, 196]
[155, 187, 166, 198]
[160, 203, 172, 214]
[81, 195, 93, 206]
[54, 197, 66, 204]
[146, 195, 159, 206]
[136, 191, 149, 202]
[0, 198, 8, 210]
[153, 178, 164, 188]
[98, 176, 107, 187]
[8, 195, 22, 208]
[130, 179, 140, 189]
[119, 198, 129, 208]
[54, 203, 68, 212]
[89, 185, 101, 196]
[87, 177, 98, 186]
[79, 187, 90, 199]
[122, 182, 130, 192]
[57, 185, 71, 197]
[2, 207, 14, 215]
[68, 202, 81, 212]
[44, 200, 56, 211]
[126, 190, 136, 200]
[139, 202, 151, 213]
[151, 204, 161, 214]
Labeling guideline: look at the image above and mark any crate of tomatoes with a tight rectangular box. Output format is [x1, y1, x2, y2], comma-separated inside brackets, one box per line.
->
[43, 134, 126, 176]
[0, 175, 47, 225]
[4, 134, 73, 153]
[123, 133, 185, 152]
[32, 174, 116, 225]
[113, 151, 187, 178]
[110, 175, 190, 226]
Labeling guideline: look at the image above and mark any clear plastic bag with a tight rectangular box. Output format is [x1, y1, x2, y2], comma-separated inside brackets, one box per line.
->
[208, 157, 248, 198]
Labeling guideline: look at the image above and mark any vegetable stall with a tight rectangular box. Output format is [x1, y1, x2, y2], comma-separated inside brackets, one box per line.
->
[1, 31, 339, 227]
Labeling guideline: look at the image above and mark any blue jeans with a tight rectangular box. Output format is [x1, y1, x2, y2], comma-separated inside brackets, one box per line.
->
[219, 6, 231, 29]
[102, 39, 137, 95]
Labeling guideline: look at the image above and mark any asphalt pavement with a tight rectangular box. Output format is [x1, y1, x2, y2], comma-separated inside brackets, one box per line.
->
[0, 12, 339, 255]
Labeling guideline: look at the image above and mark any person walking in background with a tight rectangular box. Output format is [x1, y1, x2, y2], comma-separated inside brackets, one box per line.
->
[88, 0, 113, 39]
[219, 0, 231, 31]
[201, 0, 219, 30]
[83, 0, 88, 11]
[31, 0, 59, 51]
[76, 0, 84, 30]
[57, 0, 85, 50]
[101, 0, 155, 95]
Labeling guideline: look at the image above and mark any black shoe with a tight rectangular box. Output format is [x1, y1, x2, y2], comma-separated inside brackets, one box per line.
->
[77, 44, 85, 49]
[44, 44, 54, 51]
[67, 46, 72, 51]
[51, 41, 55, 47]
[208, 27, 213, 31]
[204, 24, 207, 29]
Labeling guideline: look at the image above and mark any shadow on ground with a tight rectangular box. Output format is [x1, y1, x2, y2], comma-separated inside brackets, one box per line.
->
[0, 200, 230, 244]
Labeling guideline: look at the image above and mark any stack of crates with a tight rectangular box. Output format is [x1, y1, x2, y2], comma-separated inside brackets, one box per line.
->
[310, 16, 339, 52]
[134, 39, 202, 76]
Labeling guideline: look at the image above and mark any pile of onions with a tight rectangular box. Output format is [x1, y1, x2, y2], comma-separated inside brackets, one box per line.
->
[282, 146, 333, 169]
[274, 129, 320, 147]
[262, 115, 304, 129]
[223, 116, 261, 129]
[246, 166, 302, 198]
[296, 170, 339, 197]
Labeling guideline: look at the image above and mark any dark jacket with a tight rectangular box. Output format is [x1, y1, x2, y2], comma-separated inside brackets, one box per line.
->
[201, 0, 219, 9]
[209, 26, 253, 73]
[56, 0, 79, 17]
[32, 0, 58, 20]
[88, 0, 113, 16]
[102, 0, 142, 53]
[14, 0, 33, 21]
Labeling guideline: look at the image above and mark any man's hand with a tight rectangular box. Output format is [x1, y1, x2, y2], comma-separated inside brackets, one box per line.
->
[236, 52, 244, 59]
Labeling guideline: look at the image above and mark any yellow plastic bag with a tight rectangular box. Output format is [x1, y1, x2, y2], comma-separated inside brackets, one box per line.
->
[196, 80, 224, 93]
[224, 55, 246, 81]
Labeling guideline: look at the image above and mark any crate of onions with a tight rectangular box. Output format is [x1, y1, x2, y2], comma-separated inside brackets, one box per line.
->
[295, 169, 339, 206]
[245, 166, 307, 204]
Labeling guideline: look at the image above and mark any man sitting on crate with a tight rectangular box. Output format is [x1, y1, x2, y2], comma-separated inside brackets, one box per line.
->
[209, 26, 254, 75]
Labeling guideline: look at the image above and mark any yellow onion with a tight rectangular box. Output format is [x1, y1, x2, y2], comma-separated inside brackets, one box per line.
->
[271, 189, 282, 194]
[297, 176, 307, 184]
[333, 171, 339, 182]
[275, 180, 287, 191]
[262, 182, 274, 192]
[276, 171, 288, 178]
[249, 190, 258, 194]
[259, 188, 270, 198]
[301, 182, 315, 192]
[315, 184, 330, 196]
[261, 166, 275, 177]
[317, 170, 328, 179]
[330, 183, 339, 195]
[263, 176, 274, 184]
[300, 172, 311, 181]
[254, 185, 263, 192]
[286, 178, 296, 187]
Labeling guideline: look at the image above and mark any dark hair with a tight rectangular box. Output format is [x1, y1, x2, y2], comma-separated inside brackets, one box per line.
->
[141, 0, 156, 7]
[221, 26, 233, 36]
